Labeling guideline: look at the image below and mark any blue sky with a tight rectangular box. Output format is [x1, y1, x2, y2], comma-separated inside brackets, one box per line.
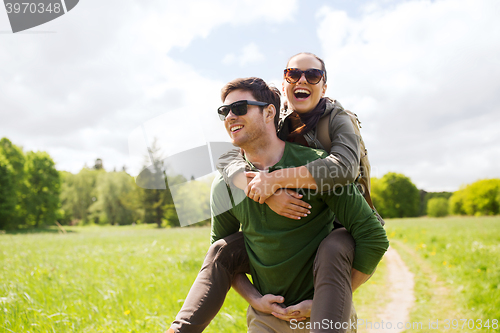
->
[1, 0, 499, 192]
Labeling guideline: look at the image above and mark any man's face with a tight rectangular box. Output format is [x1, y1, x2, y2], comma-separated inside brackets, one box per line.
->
[223, 90, 267, 148]
[283, 53, 327, 114]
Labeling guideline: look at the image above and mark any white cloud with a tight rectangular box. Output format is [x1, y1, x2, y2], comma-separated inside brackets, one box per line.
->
[222, 43, 266, 66]
[317, 0, 500, 191]
[0, 0, 298, 175]
[222, 53, 236, 65]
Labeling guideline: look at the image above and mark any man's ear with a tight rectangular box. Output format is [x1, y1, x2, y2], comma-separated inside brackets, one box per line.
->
[265, 104, 276, 124]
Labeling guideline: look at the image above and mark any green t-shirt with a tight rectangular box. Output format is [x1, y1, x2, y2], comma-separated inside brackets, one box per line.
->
[210, 142, 388, 306]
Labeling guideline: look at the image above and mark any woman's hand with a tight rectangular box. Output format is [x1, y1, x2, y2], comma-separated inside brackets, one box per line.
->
[271, 299, 312, 322]
[245, 171, 281, 203]
[265, 189, 311, 219]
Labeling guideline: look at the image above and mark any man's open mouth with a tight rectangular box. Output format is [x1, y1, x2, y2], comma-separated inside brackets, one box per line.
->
[231, 125, 243, 133]
[294, 89, 310, 100]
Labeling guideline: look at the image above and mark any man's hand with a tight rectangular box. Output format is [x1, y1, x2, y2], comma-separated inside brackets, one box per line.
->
[265, 189, 311, 219]
[251, 294, 288, 316]
[271, 299, 312, 322]
[245, 171, 281, 204]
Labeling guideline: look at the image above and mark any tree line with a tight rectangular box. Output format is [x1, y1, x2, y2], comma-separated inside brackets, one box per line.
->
[0, 137, 196, 230]
[371, 172, 500, 218]
[1, 137, 499, 229]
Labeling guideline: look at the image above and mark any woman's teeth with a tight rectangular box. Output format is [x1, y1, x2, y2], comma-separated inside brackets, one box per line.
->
[294, 89, 310, 99]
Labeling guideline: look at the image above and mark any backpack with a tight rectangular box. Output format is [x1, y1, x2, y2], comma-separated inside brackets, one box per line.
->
[314, 102, 383, 224]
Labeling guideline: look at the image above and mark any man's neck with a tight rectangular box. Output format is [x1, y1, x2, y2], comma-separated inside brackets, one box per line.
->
[242, 135, 285, 170]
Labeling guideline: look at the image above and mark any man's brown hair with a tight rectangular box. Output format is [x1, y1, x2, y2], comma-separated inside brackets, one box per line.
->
[221, 77, 281, 129]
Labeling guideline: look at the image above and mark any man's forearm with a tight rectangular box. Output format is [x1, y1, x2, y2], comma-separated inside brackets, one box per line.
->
[232, 273, 288, 317]
[232, 273, 262, 306]
[352, 268, 371, 292]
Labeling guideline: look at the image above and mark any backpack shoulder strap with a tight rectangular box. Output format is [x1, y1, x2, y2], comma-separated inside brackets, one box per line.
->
[316, 113, 332, 152]
[316, 99, 341, 152]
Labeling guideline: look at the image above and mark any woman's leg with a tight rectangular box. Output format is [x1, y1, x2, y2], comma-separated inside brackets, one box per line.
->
[311, 228, 356, 333]
[169, 231, 249, 333]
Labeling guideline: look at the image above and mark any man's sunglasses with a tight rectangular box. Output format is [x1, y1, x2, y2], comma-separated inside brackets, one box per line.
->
[217, 100, 270, 121]
[284, 68, 325, 85]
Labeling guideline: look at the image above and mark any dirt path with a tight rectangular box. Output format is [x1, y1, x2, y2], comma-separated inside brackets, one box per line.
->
[367, 246, 415, 333]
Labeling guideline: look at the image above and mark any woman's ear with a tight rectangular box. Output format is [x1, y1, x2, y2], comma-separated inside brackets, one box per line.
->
[321, 83, 327, 97]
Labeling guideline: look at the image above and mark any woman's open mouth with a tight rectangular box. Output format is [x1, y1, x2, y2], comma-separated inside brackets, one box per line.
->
[294, 88, 311, 100]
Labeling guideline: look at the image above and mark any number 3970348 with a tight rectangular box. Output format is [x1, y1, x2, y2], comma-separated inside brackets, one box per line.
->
[5, 2, 62, 14]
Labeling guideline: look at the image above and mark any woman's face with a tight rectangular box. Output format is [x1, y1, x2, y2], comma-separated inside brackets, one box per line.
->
[283, 54, 327, 114]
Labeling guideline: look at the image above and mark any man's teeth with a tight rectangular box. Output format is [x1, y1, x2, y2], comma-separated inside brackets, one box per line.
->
[231, 125, 243, 132]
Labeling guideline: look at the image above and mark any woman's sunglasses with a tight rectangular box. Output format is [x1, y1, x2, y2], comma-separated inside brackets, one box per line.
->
[284, 68, 325, 85]
[218, 100, 270, 121]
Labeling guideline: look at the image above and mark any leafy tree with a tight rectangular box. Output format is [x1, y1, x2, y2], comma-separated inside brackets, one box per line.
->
[371, 172, 420, 218]
[449, 179, 500, 216]
[24, 151, 61, 227]
[450, 179, 500, 216]
[58, 171, 77, 224]
[59, 168, 101, 224]
[0, 138, 26, 228]
[449, 187, 467, 215]
[427, 197, 449, 217]
[136, 140, 184, 227]
[370, 177, 383, 210]
[0, 154, 16, 229]
[497, 189, 500, 214]
[89, 171, 142, 225]
[140, 167, 182, 227]
[465, 179, 500, 215]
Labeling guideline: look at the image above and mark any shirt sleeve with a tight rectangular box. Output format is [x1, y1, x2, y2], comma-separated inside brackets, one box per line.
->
[210, 176, 240, 244]
[305, 110, 361, 192]
[323, 184, 389, 274]
[215, 148, 247, 186]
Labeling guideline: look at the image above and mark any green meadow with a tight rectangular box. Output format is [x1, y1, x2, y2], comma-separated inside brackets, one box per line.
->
[1, 217, 499, 332]
[386, 216, 500, 332]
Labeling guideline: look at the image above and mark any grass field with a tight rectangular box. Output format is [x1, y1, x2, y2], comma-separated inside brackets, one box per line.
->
[1, 217, 499, 332]
[0, 225, 250, 332]
[386, 216, 500, 332]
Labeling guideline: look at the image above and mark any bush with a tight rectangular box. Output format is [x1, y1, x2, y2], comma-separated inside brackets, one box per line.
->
[420, 191, 453, 216]
[427, 197, 449, 217]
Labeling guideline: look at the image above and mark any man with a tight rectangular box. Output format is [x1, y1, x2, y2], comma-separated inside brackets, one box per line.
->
[169, 78, 388, 333]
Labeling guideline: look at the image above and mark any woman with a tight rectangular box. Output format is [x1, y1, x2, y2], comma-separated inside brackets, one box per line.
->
[169, 53, 376, 333]
[221, 52, 360, 220]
